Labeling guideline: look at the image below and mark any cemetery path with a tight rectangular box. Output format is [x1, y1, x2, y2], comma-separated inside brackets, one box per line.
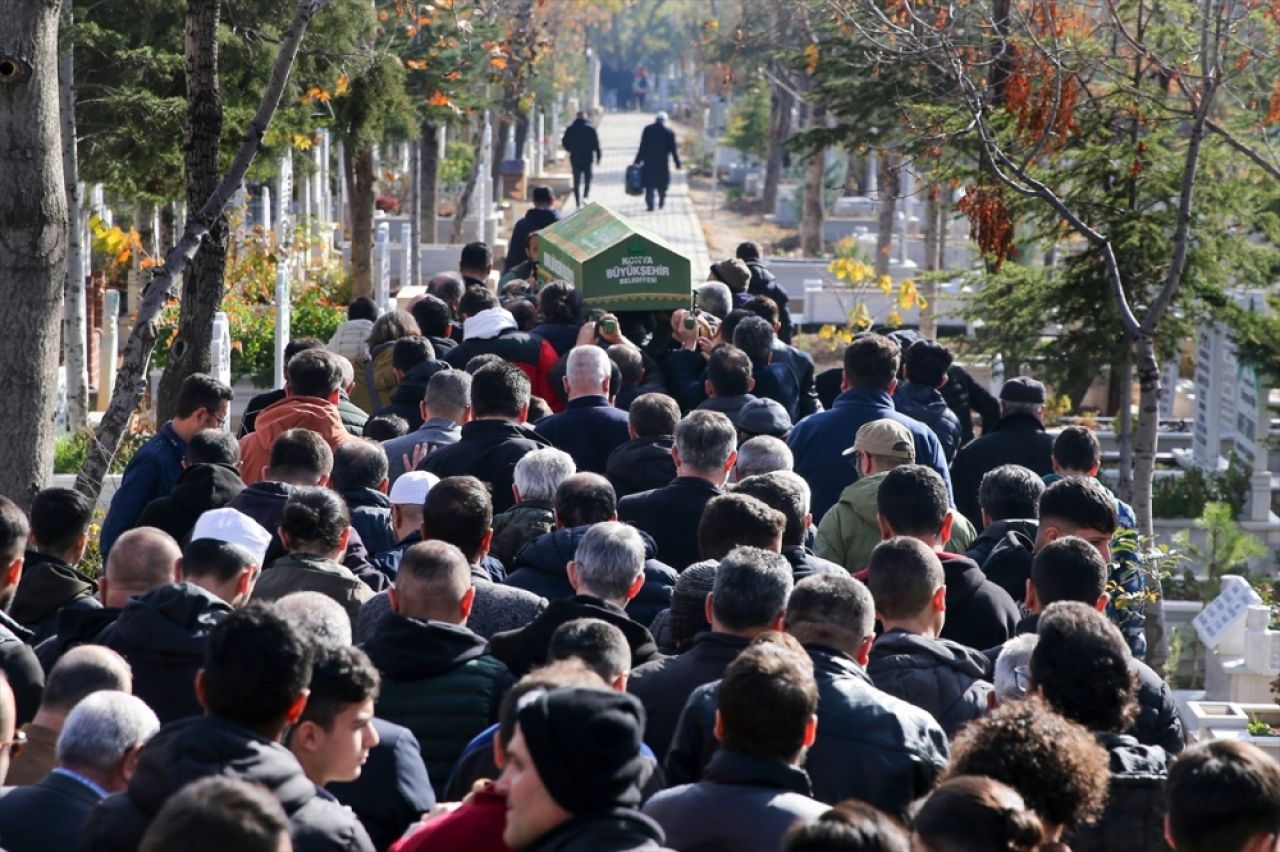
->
[576, 112, 712, 274]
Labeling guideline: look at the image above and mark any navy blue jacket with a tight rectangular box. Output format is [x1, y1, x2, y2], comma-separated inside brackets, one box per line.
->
[338, 487, 397, 559]
[327, 718, 435, 852]
[789, 386, 953, 521]
[894, 381, 963, 462]
[99, 422, 187, 558]
[534, 396, 631, 474]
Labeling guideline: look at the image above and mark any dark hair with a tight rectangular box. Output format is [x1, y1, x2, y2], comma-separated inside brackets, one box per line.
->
[392, 336, 434, 373]
[1039, 477, 1117, 535]
[718, 633, 817, 760]
[429, 273, 465, 311]
[422, 476, 491, 561]
[537, 282, 582, 324]
[719, 309, 751, 345]
[734, 472, 807, 547]
[904, 340, 954, 388]
[411, 293, 452, 338]
[733, 316, 775, 366]
[555, 473, 616, 528]
[348, 297, 380, 322]
[711, 546, 793, 631]
[506, 298, 537, 332]
[1166, 740, 1280, 852]
[367, 310, 421, 348]
[1031, 535, 1108, 606]
[742, 295, 779, 325]
[0, 498, 28, 563]
[140, 776, 291, 852]
[183, 538, 256, 583]
[736, 241, 762, 261]
[785, 573, 876, 651]
[1029, 601, 1137, 733]
[532, 185, 554, 205]
[978, 465, 1045, 521]
[707, 345, 753, 397]
[671, 560, 718, 650]
[470, 362, 531, 419]
[298, 645, 380, 731]
[459, 286, 500, 318]
[843, 334, 900, 390]
[363, 414, 409, 441]
[465, 353, 505, 374]
[202, 603, 314, 731]
[42, 649, 132, 714]
[608, 344, 644, 385]
[876, 465, 948, 538]
[913, 776, 1045, 852]
[867, 537, 944, 620]
[267, 428, 333, 481]
[698, 493, 786, 561]
[30, 488, 91, 556]
[286, 348, 344, 398]
[528, 396, 552, 422]
[187, 429, 240, 466]
[1053, 426, 1102, 473]
[175, 373, 233, 419]
[284, 337, 325, 362]
[945, 698, 1110, 830]
[330, 439, 389, 492]
[548, 618, 630, 682]
[280, 487, 350, 551]
[783, 801, 909, 852]
[628, 392, 680, 437]
[460, 241, 493, 271]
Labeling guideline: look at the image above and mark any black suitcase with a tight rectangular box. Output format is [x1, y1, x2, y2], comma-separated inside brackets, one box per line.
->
[625, 164, 644, 196]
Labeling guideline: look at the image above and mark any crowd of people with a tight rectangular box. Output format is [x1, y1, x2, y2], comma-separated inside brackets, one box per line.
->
[0, 239, 1275, 852]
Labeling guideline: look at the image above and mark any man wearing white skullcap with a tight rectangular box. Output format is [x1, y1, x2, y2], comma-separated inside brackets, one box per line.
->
[367, 472, 441, 579]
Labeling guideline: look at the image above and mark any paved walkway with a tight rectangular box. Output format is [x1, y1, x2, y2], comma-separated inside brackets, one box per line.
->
[572, 112, 711, 274]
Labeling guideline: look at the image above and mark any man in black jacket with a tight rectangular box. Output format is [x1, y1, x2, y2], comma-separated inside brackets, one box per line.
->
[79, 603, 375, 852]
[504, 186, 560, 272]
[963, 464, 1043, 570]
[732, 472, 845, 581]
[634, 112, 680, 212]
[135, 429, 245, 548]
[741, 295, 819, 416]
[439, 289, 559, 406]
[11, 487, 99, 646]
[606, 393, 679, 499]
[562, 111, 601, 207]
[372, 337, 450, 431]
[408, 293, 458, 358]
[737, 242, 794, 343]
[332, 439, 396, 558]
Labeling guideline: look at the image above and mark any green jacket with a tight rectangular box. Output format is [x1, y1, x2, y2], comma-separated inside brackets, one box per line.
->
[815, 471, 977, 572]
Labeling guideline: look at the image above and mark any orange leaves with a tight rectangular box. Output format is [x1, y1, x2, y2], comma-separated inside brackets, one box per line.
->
[1265, 79, 1280, 126]
[1003, 45, 1077, 151]
[428, 90, 452, 107]
[804, 43, 820, 75]
[445, 69, 461, 81]
[406, 58, 428, 71]
[303, 86, 331, 104]
[334, 73, 349, 97]
[490, 55, 508, 70]
[956, 184, 1015, 270]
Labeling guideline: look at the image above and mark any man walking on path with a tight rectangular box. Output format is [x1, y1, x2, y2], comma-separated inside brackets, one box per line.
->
[562, 111, 601, 208]
[635, 112, 681, 212]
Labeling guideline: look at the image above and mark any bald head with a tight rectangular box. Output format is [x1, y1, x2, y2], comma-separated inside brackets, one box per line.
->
[103, 528, 181, 608]
[391, 541, 473, 624]
[41, 645, 133, 717]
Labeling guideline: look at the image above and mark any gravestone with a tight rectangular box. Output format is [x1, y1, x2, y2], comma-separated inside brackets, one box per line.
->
[1195, 574, 1262, 657]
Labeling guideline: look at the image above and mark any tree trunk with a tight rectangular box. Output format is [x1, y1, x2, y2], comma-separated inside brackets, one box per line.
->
[421, 119, 439, 244]
[450, 119, 486, 243]
[60, 0, 88, 430]
[919, 185, 940, 339]
[408, 139, 420, 289]
[874, 154, 900, 278]
[0, 0, 68, 511]
[157, 0, 227, 423]
[800, 105, 826, 257]
[77, 0, 331, 502]
[1116, 349, 1135, 503]
[762, 80, 792, 215]
[1132, 331, 1164, 666]
[349, 145, 375, 299]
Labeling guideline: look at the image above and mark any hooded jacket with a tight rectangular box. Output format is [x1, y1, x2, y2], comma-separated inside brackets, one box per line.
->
[362, 615, 512, 798]
[254, 553, 374, 624]
[239, 396, 351, 486]
[241, 387, 368, 438]
[442, 314, 561, 409]
[505, 207, 560, 272]
[417, 419, 554, 514]
[489, 594, 663, 678]
[373, 358, 451, 431]
[867, 628, 993, 736]
[936, 551, 1020, 652]
[528, 809, 672, 852]
[350, 340, 400, 414]
[504, 526, 677, 628]
[338, 487, 397, 558]
[894, 381, 963, 462]
[10, 550, 99, 646]
[78, 714, 374, 852]
[0, 610, 43, 726]
[950, 411, 1056, 530]
[97, 582, 232, 723]
[978, 527, 1036, 604]
[965, 518, 1039, 569]
[35, 605, 120, 673]
[744, 259, 794, 343]
[1065, 734, 1169, 852]
[136, 462, 245, 546]
[606, 436, 677, 499]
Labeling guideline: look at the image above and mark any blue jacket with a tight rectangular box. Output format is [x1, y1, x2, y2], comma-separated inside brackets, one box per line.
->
[789, 387, 953, 521]
[534, 396, 631, 474]
[894, 381, 963, 462]
[99, 422, 187, 558]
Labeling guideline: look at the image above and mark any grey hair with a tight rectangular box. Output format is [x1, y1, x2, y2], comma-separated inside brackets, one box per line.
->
[275, 591, 354, 647]
[735, 435, 793, 479]
[57, 691, 160, 773]
[573, 521, 645, 602]
[566, 345, 610, 388]
[514, 448, 577, 503]
[424, 369, 471, 418]
[336, 355, 354, 389]
[994, 632, 1039, 703]
[675, 410, 737, 473]
[732, 315, 775, 365]
[711, 545, 794, 631]
[694, 281, 733, 319]
[1002, 400, 1044, 418]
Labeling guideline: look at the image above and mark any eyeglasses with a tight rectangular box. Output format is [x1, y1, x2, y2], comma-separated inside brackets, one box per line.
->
[1, 729, 27, 758]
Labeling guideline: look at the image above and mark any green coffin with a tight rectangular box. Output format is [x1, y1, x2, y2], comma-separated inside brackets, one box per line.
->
[536, 202, 692, 312]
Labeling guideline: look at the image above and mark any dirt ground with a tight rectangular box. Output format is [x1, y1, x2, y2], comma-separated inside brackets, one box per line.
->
[686, 173, 799, 261]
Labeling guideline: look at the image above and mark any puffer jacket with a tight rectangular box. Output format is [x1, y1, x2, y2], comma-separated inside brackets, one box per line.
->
[253, 553, 375, 624]
[744, 259, 794, 343]
[606, 436, 677, 499]
[488, 594, 662, 678]
[239, 396, 351, 485]
[490, 501, 555, 569]
[894, 381, 963, 462]
[1066, 734, 1169, 852]
[965, 518, 1039, 568]
[361, 614, 512, 798]
[338, 487, 397, 559]
[329, 318, 374, 364]
[350, 340, 400, 413]
[527, 809, 672, 852]
[10, 551, 99, 646]
[867, 628, 993, 736]
[135, 462, 245, 546]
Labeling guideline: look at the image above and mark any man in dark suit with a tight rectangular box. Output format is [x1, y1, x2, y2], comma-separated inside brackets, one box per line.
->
[561, 111, 601, 207]
[0, 690, 159, 852]
[634, 111, 681, 211]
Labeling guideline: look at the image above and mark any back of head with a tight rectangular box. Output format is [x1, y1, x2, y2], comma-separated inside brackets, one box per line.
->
[695, 281, 733, 319]
[459, 286, 500, 319]
[286, 347, 345, 399]
[465, 352, 505, 374]
[267, 427, 333, 484]
[555, 472, 615, 527]
[1167, 739, 1280, 852]
[280, 487, 349, 553]
[424, 368, 471, 420]
[573, 521, 644, 601]
[742, 296, 779, 329]
[1029, 601, 1136, 733]
[608, 344, 643, 385]
[736, 241, 762, 262]
[367, 309, 421, 348]
[43, 645, 133, 715]
[1053, 425, 1102, 473]
[30, 487, 91, 557]
[348, 296, 380, 322]
[877, 465, 948, 538]
[0, 498, 28, 565]
[735, 435, 793, 478]
[565, 345, 610, 392]
[675, 410, 737, 474]
[422, 476, 491, 562]
[1039, 476, 1117, 534]
[979, 465, 1045, 521]
[175, 373, 233, 420]
[548, 618, 630, 683]
[515, 448, 577, 504]
[993, 632, 1038, 703]
[913, 775, 1045, 852]
[1031, 535, 1108, 606]
[297, 645, 380, 731]
[733, 316, 775, 366]
[470, 362, 531, 420]
[411, 293, 452, 338]
[181, 538, 255, 586]
[392, 336, 434, 373]
[844, 334, 901, 390]
[628, 392, 680, 437]
[867, 537, 944, 621]
[201, 602, 313, 733]
[186, 429, 240, 466]
[670, 560, 718, 648]
[284, 337, 324, 363]
[904, 340, 954, 388]
[532, 185, 553, 205]
[275, 591, 353, 647]
[783, 801, 910, 852]
[429, 272, 465, 309]
[538, 282, 581, 324]
[785, 573, 876, 655]
[712, 546, 793, 631]
[734, 471, 809, 547]
[395, 540, 472, 622]
[719, 309, 750, 346]
[707, 344, 753, 397]
[698, 493, 785, 561]
[57, 690, 159, 775]
[717, 633, 817, 761]
[330, 439, 389, 492]
[105, 528, 180, 602]
[460, 241, 493, 274]
[139, 775, 291, 852]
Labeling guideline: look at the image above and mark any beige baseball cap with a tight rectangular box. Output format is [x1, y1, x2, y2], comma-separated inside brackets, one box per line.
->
[842, 418, 916, 460]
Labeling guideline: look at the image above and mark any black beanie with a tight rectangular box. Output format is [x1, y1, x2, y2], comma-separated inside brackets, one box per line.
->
[515, 687, 648, 814]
